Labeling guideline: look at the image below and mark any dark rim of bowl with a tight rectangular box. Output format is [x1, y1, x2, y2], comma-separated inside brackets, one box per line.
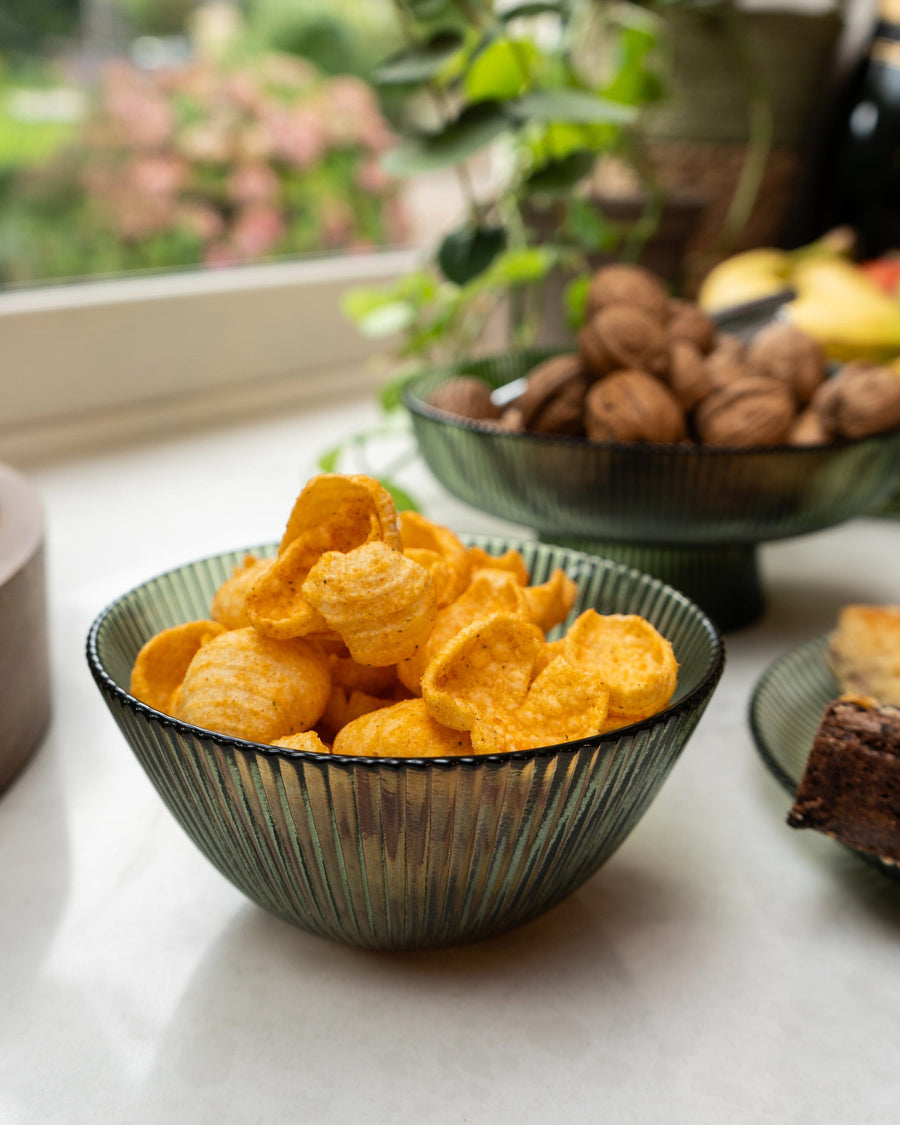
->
[402, 360, 900, 458]
[86, 538, 726, 771]
[746, 633, 829, 797]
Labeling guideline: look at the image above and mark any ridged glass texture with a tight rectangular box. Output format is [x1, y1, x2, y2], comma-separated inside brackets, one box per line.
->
[405, 351, 900, 629]
[749, 635, 900, 881]
[87, 538, 724, 950]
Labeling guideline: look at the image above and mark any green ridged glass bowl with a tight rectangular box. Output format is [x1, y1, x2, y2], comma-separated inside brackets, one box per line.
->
[86, 537, 724, 950]
[749, 635, 900, 881]
[404, 350, 900, 631]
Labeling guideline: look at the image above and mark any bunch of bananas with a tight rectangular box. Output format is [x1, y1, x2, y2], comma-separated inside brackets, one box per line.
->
[698, 233, 900, 367]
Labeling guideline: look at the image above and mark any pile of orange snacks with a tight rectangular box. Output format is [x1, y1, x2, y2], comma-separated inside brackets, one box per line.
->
[130, 474, 679, 757]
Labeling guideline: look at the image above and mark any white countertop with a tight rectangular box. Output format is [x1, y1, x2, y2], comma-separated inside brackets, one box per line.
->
[2, 393, 900, 1124]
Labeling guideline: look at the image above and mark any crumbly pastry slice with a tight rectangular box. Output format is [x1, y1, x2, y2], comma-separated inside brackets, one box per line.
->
[787, 695, 900, 863]
[828, 605, 900, 707]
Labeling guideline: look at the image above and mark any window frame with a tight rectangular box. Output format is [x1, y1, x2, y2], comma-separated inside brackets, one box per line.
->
[0, 248, 418, 462]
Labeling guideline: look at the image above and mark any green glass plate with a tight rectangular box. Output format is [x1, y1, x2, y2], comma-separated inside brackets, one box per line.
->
[749, 635, 900, 881]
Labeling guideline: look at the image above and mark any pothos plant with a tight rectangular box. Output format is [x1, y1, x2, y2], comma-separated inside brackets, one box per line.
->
[320, 0, 671, 505]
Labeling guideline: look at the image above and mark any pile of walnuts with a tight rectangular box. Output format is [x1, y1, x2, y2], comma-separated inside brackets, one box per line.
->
[428, 264, 900, 447]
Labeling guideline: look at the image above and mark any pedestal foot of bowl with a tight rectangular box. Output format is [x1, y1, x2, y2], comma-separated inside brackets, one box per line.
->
[541, 536, 764, 632]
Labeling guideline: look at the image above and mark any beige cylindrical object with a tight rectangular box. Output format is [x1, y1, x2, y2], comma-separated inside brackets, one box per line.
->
[0, 464, 50, 794]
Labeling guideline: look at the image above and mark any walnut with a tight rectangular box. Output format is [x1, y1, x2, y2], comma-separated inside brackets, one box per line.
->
[585, 264, 670, 324]
[428, 377, 502, 421]
[747, 322, 826, 404]
[704, 335, 748, 392]
[585, 370, 686, 444]
[516, 354, 587, 435]
[789, 406, 829, 446]
[812, 362, 900, 439]
[668, 340, 710, 411]
[667, 299, 717, 355]
[578, 304, 670, 381]
[495, 406, 525, 432]
[694, 375, 797, 447]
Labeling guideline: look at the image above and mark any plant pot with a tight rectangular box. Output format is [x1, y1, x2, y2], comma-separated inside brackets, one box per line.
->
[643, 7, 845, 290]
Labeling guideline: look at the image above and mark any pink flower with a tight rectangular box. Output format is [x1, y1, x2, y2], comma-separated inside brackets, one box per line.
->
[108, 191, 178, 241]
[327, 76, 378, 119]
[178, 202, 225, 243]
[319, 198, 354, 247]
[230, 204, 285, 258]
[258, 53, 317, 92]
[128, 153, 187, 198]
[266, 105, 326, 169]
[178, 118, 236, 164]
[203, 241, 237, 268]
[227, 161, 280, 206]
[355, 157, 391, 195]
[100, 61, 174, 149]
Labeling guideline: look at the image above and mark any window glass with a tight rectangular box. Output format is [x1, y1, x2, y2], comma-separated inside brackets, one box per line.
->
[0, 0, 409, 287]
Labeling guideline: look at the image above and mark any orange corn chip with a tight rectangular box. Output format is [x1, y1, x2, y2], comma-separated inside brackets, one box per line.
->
[396, 568, 532, 694]
[210, 555, 269, 629]
[329, 651, 397, 696]
[522, 568, 579, 633]
[332, 698, 473, 758]
[559, 611, 678, 721]
[318, 684, 394, 741]
[244, 533, 330, 639]
[403, 547, 463, 608]
[271, 730, 330, 753]
[130, 619, 227, 714]
[467, 545, 529, 586]
[302, 540, 437, 667]
[421, 612, 545, 732]
[471, 657, 610, 754]
[280, 473, 402, 555]
[179, 627, 331, 744]
[400, 513, 470, 580]
[319, 685, 350, 738]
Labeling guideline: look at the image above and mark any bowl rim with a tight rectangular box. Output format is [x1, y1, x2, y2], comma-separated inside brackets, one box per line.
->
[86, 536, 726, 771]
[402, 350, 900, 458]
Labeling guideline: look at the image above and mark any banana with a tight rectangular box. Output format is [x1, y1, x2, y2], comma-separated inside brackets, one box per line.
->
[785, 257, 900, 363]
[698, 249, 792, 313]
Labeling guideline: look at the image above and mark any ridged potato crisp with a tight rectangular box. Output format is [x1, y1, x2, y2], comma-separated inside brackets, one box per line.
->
[129, 473, 678, 755]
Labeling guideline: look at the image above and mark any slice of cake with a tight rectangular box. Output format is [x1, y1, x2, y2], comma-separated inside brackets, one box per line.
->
[787, 695, 900, 863]
[828, 605, 900, 707]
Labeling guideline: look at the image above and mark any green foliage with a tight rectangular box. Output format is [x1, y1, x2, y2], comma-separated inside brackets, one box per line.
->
[247, 0, 402, 78]
[344, 0, 671, 364]
[437, 224, 506, 285]
[0, 0, 79, 57]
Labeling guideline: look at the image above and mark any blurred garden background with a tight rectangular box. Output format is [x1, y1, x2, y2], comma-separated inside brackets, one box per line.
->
[0, 0, 411, 284]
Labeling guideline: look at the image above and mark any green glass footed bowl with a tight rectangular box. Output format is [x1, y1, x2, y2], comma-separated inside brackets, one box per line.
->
[86, 537, 724, 951]
[404, 350, 900, 632]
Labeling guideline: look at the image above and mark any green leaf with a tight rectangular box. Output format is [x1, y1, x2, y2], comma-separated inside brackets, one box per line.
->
[464, 38, 538, 103]
[406, 0, 453, 18]
[382, 481, 420, 513]
[507, 89, 637, 125]
[565, 196, 616, 252]
[485, 246, 556, 286]
[501, 1, 567, 20]
[563, 274, 591, 329]
[317, 445, 342, 473]
[379, 371, 417, 413]
[523, 149, 596, 193]
[373, 30, 465, 86]
[437, 224, 507, 285]
[381, 101, 511, 176]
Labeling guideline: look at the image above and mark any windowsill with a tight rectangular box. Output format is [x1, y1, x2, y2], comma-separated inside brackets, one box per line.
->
[0, 247, 419, 465]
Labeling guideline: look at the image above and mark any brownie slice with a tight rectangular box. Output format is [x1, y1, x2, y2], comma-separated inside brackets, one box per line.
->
[787, 696, 900, 863]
